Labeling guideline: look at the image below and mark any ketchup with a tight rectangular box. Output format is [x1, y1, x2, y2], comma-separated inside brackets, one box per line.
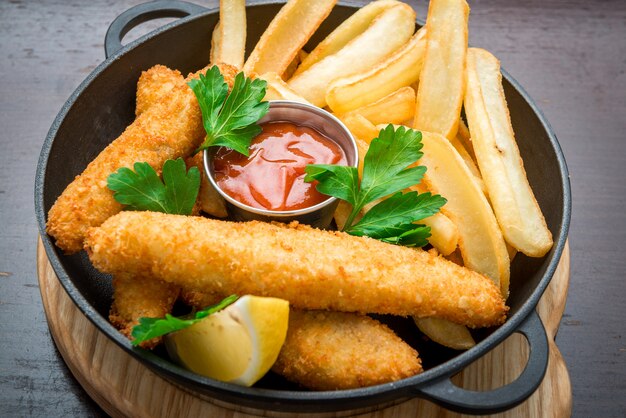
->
[213, 122, 347, 211]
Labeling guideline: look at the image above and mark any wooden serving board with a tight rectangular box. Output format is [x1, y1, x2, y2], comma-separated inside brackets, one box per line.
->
[37, 238, 571, 418]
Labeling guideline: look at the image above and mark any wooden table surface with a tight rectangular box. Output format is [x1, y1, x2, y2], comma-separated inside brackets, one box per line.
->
[1, 0, 624, 417]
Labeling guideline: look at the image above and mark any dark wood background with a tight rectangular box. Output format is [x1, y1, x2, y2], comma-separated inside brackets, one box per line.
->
[1, 0, 624, 416]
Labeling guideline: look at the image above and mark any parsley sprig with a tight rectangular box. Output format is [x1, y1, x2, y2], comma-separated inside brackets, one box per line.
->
[131, 295, 238, 346]
[188, 66, 269, 156]
[107, 158, 200, 215]
[108, 67, 269, 213]
[305, 125, 446, 247]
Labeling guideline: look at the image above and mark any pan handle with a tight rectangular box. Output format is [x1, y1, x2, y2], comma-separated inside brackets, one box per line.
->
[415, 310, 549, 415]
[105, 0, 208, 58]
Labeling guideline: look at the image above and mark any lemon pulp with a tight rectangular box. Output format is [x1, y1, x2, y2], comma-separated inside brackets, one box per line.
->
[165, 295, 289, 386]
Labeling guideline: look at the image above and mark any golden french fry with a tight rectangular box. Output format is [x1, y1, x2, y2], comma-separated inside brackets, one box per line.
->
[288, 2, 415, 107]
[295, 0, 400, 75]
[506, 242, 518, 262]
[209, 22, 222, 65]
[210, 0, 247, 68]
[257, 72, 312, 104]
[420, 209, 458, 256]
[338, 113, 380, 144]
[282, 49, 303, 80]
[243, 0, 337, 76]
[457, 118, 471, 144]
[354, 137, 368, 179]
[333, 200, 354, 231]
[347, 86, 416, 126]
[353, 127, 459, 256]
[464, 48, 553, 257]
[413, 0, 469, 139]
[326, 28, 427, 114]
[449, 134, 487, 195]
[414, 317, 476, 350]
[403, 182, 459, 256]
[419, 131, 510, 297]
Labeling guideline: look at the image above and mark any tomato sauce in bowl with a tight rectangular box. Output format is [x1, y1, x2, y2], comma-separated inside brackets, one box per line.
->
[213, 122, 346, 211]
[204, 100, 358, 228]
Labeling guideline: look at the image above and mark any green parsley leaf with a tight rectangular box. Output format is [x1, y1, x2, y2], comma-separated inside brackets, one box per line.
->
[188, 67, 269, 156]
[348, 191, 446, 238]
[304, 125, 446, 247]
[303, 164, 360, 206]
[107, 157, 200, 215]
[130, 295, 239, 346]
[360, 125, 426, 203]
[381, 225, 432, 247]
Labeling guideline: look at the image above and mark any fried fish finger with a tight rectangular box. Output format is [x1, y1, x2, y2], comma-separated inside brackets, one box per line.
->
[135, 64, 184, 117]
[85, 211, 507, 327]
[46, 63, 238, 254]
[109, 273, 180, 349]
[272, 309, 422, 390]
[178, 289, 422, 389]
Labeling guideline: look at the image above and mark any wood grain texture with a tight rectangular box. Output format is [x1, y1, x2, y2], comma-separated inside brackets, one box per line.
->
[37, 238, 571, 418]
[2, 1, 626, 417]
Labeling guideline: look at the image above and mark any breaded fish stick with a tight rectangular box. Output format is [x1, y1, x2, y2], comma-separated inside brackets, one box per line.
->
[273, 310, 422, 390]
[135, 65, 184, 117]
[85, 212, 507, 327]
[46, 63, 238, 254]
[134, 65, 228, 218]
[178, 288, 422, 389]
[109, 273, 180, 349]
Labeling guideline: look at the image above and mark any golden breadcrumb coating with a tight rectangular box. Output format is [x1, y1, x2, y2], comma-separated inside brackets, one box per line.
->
[179, 286, 224, 309]
[46, 63, 239, 254]
[135, 64, 184, 117]
[273, 309, 422, 390]
[109, 273, 180, 349]
[85, 211, 507, 327]
[163, 287, 422, 387]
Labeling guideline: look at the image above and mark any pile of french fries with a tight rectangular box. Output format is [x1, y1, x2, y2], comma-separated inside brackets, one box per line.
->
[210, 0, 553, 350]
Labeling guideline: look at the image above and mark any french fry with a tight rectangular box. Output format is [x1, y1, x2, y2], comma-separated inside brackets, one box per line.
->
[413, 0, 469, 140]
[464, 48, 553, 257]
[243, 0, 337, 76]
[282, 49, 303, 80]
[209, 22, 222, 65]
[352, 127, 459, 256]
[294, 0, 400, 75]
[414, 317, 476, 350]
[210, 0, 246, 68]
[419, 131, 510, 297]
[288, 2, 415, 107]
[506, 242, 518, 262]
[457, 119, 474, 155]
[333, 200, 354, 231]
[257, 72, 312, 104]
[347, 86, 416, 126]
[420, 207, 458, 256]
[338, 113, 380, 144]
[406, 182, 459, 256]
[449, 134, 487, 195]
[326, 28, 427, 114]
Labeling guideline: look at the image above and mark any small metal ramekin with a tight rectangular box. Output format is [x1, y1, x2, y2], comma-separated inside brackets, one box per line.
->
[203, 100, 358, 229]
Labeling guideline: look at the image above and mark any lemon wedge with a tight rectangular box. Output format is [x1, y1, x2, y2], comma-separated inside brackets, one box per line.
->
[165, 295, 289, 386]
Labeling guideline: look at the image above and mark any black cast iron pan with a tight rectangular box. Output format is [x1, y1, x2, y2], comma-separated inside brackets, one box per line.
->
[34, 1, 571, 414]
